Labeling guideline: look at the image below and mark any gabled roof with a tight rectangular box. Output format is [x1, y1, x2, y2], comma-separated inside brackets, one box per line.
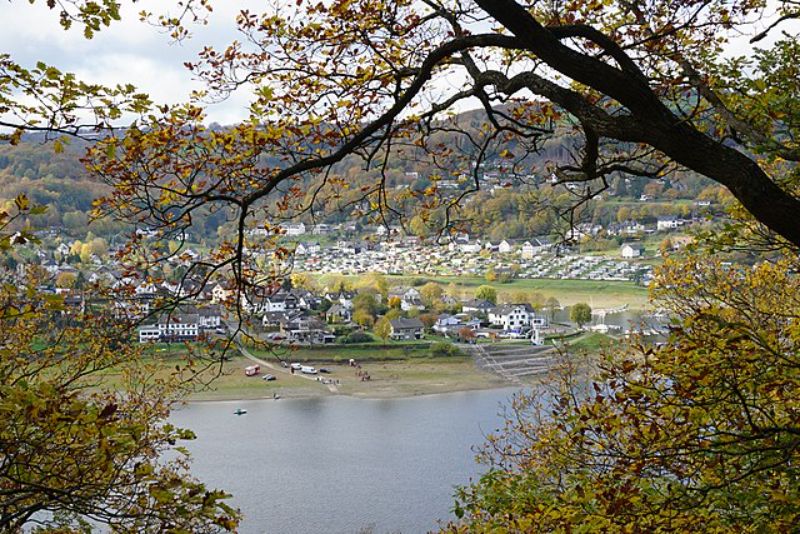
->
[157, 313, 199, 325]
[197, 305, 221, 317]
[491, 303, 535, 315]
[327, 303, 349, 314]
[621, 242, 645, 250]
[390, 317, 424, 330]
[462, 298, 494, 309]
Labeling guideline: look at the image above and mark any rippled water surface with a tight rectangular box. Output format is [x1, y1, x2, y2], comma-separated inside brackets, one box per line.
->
[170, 388, 520, 534]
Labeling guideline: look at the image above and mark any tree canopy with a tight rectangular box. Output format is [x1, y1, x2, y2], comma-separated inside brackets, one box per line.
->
[569, 302, 592, 328]
[451, 257, 800, 532]
[3, 1, 800, 531]
[2, 0, 799, 293]
[0, 224, 238, 531]
[79, 0, 799, 293]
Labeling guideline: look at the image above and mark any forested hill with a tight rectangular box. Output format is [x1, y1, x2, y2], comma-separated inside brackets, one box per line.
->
[0, 117, 723, 244]
[0, 139, 124, 235]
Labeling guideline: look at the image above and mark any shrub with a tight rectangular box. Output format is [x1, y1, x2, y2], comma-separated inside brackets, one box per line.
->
[340, 331, 373, 344]
[431, 341, 461, 357]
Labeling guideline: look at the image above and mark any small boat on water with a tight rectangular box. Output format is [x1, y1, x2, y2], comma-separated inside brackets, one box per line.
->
[233, 408, 247, 415]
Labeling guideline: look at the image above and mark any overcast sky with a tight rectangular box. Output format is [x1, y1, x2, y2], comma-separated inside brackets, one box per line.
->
[1, 1, 794, 126]
[0, 0, 264, 125]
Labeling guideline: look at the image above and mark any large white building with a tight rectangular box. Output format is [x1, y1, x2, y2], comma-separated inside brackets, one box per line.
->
[138, 312, 200, 343]
[657, 216, 682, 231]
[488, 304, 539, 331]
[281, 222, 307, 236]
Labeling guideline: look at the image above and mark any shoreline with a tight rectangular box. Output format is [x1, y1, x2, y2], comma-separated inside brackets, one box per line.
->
[183, 377, 522, 404]
[178, 354, 521, 403]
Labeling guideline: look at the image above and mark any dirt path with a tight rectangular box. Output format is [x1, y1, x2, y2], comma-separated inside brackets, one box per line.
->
[232, 338, 340, 394]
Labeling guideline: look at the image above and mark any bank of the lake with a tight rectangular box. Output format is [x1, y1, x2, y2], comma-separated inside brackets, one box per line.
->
[130, 332, 618, 402]
[186, 354, 510, 402]
[171, 387, 524, 534]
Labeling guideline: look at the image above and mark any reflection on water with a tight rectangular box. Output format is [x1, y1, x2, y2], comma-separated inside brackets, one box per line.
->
[170, 388, 520, 534]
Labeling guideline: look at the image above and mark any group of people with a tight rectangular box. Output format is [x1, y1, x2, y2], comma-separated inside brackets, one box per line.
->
[356, 369, 371, 382]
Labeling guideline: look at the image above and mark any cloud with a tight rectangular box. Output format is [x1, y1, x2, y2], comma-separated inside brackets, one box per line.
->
[2, 0, 797, 126]
[0, 0, 261, 125]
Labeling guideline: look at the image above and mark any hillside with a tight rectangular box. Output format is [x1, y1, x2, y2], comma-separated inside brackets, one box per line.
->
[0, 115, 724, 244]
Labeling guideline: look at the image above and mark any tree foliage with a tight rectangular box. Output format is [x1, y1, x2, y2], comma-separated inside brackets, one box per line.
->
[420, 282, 444, 308]
[450, 257, 800, 532]
[569, 302, 592, 328]
[475, 285, 498, 305]
[58, 0, 798, 305]
[373, 315, 392, 344]
[0, 269, 238, 531]
[4, 1, 800, 531]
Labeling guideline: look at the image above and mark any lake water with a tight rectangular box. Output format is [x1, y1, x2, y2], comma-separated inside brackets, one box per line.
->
[170, 388, 522, 534]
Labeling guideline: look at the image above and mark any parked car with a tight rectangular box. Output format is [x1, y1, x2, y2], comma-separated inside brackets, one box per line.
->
[318, 368, 331, 374]
[263, 374, 276, 381]
[290, 363, 303, 371]
[300, 365, 318, 375]
[280, 361, 289, 368]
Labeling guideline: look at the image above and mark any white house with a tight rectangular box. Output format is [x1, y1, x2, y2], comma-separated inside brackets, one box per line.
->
[388, 287, 421, 301]
[198, 305, 222, 329]
[211, 283, 233, 304]
[520, 241, 535, 259]
[326, 303, 352, 323]
[138, 312, 200, 343]
[55, 242, 71, 258]
[488, 304, 537, 331]
[281, 222, 307, 236]
[498, 240, 513, 254]
[529, 237, 553, 255]
[656, 216, 681, 231]
[401, 297, 425, 312]
[459, 240, 482, 254]
[621, 243, 645, 259]
[621, 222, 647, 235]
[263, 294, 287, 313]
[433, 314, 463, 334]
[280, 315, 335, 344]
[135, 282, 157, 296]
[312, 224, 332, 235]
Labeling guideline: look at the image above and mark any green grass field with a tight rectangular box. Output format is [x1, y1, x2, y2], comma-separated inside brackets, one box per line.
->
[562, 332, 618, 352]
[325, 274, 649, 308]
[248, 340, 461, 363]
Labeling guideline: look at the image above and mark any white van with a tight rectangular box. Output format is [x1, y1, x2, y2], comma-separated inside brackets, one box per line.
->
[290, 363, 302, 371]
[300, 365, 318, 375]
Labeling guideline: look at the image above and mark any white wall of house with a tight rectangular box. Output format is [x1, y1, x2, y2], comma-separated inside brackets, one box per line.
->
[488, 306, 536, 330]
[621, 245, 643, 259]
[264, 299, 286, 313]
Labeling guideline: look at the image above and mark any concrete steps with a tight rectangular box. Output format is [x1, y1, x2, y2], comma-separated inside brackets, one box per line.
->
[461, 343, 556, 384]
